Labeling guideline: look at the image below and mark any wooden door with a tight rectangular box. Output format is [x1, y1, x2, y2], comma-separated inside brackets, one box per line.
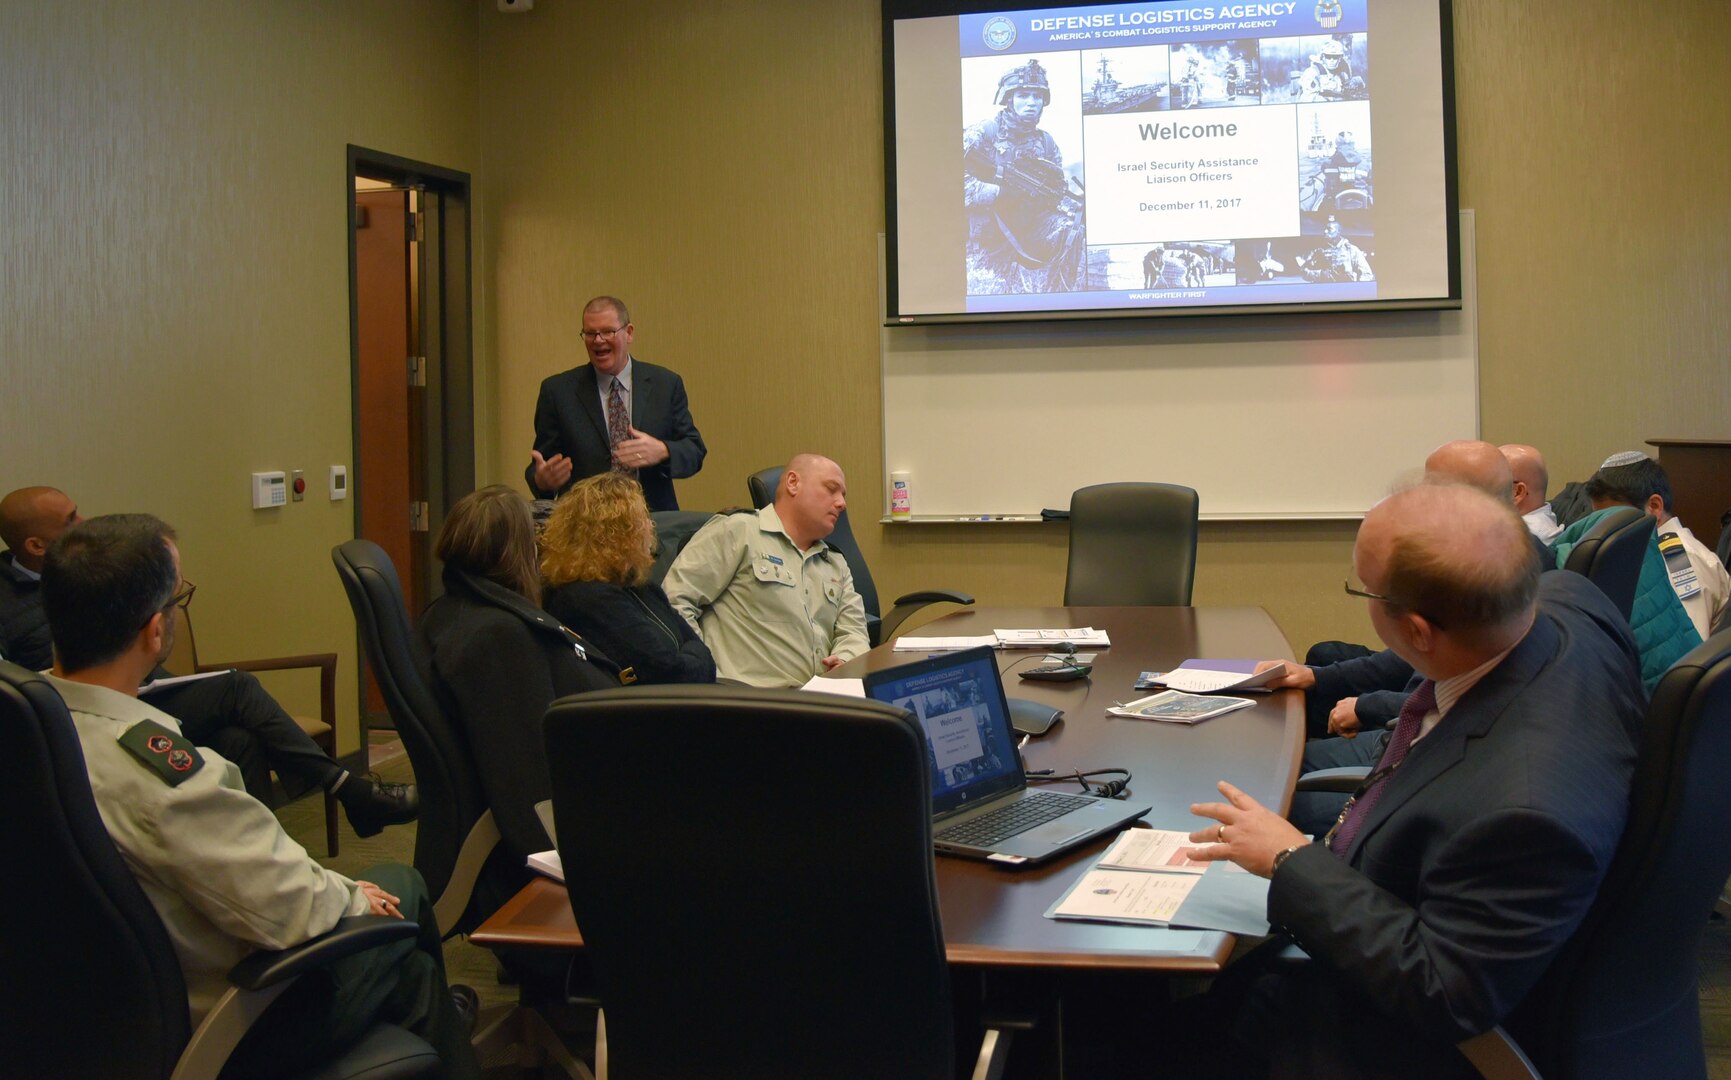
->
[354, 188, 419, 718]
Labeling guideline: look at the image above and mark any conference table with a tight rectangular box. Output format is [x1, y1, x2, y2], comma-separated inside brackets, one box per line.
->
[472, 605, 1304, 975]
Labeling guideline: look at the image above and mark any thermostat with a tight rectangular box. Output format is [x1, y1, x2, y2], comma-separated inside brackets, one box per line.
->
[251, 471, 287, 510]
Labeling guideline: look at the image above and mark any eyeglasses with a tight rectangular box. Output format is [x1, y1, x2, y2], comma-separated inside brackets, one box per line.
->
[579, 327, 624, 341]
[1343, 575, 1444, 630]
[167, 579, 197, 610]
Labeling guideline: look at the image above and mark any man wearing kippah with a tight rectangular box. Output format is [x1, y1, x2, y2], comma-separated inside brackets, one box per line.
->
[1587, 451, 1729, 639]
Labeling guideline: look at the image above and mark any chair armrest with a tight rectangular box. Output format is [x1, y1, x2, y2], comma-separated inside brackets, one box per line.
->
[879, 590, 977, 644]
[890, 589, 976, 607]
[434, 810, 502, 936]
[196, 653, 337, 731]
[1294, 766, 1371, 793]
[227, 915, 420, 990]
[173, 916, 418, 1080]
[1457, 1027, 1542, 1080]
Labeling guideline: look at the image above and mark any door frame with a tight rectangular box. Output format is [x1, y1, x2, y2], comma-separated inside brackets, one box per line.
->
[345, 145, 476, 732]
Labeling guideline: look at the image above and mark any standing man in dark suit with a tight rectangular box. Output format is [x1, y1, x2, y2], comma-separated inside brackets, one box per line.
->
[525, 296, 706, 511]
[1183, 481, 1643, 1078]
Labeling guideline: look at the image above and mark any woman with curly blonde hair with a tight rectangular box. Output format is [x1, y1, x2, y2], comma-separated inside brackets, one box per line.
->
[541, 473, 715, 684]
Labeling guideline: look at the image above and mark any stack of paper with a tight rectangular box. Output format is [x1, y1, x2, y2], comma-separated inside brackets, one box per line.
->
[1141, 659, 1288, 694]
[891, 634, 997, 652]
[1107, 691, 1255, 724]
[992, 627, 1112, 649]
[1046, 829, 1271, 936]
[526, 850, 564, 882]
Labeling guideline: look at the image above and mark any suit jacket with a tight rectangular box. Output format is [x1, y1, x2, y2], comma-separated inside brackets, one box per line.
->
[415, 568, 620, 919]
[0, 553, 51, 670]
[1259, 571, 1644, 1078]
[525, 357, 705, 511]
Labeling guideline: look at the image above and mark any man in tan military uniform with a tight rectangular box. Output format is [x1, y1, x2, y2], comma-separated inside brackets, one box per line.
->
[41, 513, 478, 1078]
[664, 453, 869, 687]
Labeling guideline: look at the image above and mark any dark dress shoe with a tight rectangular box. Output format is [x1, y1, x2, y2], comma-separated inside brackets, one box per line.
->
[450, 984, 481, 1035]
[339, 774, 420, 837]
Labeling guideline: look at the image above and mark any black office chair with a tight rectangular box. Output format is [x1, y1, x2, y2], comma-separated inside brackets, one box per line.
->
[1457, 627, 1731, 1080]
[648, 509, 716, 586]
[1561, 506, 1653, 623]
[543, 686, 1011, 1080]
[747, 466, 973, 645]
[1063, 482, 1200, 606]
[332, 540, 498, 937]
[0, 660, 438, 1080]
[333, 541, 593, 1079]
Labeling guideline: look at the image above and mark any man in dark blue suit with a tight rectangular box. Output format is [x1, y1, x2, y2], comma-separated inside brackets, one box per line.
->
[1186, 481, 1644, 1078]
[525, 296, 706, 511]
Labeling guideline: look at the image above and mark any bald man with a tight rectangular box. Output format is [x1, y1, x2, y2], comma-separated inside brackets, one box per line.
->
[1183, 482, 1642, 1077]
[1264, 440, 1536, 743]
[663, 454, 869, 686]
[1424, 438, 1515, 500]
[1500, 443, 1563, 543]
[0, 486, 81, 666]
[1, 486, 417, 836]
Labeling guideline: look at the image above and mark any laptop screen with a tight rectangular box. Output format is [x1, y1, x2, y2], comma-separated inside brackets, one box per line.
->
[863, 646, 1024, 815]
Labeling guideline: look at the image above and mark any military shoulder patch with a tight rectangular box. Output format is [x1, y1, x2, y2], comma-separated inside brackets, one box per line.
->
[118, 719, 204, 786]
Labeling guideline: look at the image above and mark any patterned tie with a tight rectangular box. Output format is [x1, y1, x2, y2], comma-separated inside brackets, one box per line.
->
[1327, 678, 1437, 857]
[606, 378, 633, 474]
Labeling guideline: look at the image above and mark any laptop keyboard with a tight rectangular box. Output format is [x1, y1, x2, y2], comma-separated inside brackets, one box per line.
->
[937, 791, 1096, 847]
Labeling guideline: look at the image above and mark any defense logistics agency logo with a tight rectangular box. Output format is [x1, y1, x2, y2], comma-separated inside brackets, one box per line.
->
[982, 15, 1016, 51]
[1315, 0, 1343, 28]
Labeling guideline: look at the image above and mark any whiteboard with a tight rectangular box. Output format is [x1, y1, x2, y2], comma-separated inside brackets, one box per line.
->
[879, 212, 1478, 521]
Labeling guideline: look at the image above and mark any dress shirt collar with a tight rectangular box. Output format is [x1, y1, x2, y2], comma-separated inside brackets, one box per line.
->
[3, 551, 39, 582]
[1521, 503, 1563, 544]
[599, 358, 634, 397]
[755, 504, 833, 560]
[1416, 642, 1517, 743]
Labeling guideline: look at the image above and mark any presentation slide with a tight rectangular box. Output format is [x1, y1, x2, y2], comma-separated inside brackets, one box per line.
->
[887, 0, 1455, 321]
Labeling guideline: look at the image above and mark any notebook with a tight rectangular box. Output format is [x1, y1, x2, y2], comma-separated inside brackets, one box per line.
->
[863, 646, 1151, 865]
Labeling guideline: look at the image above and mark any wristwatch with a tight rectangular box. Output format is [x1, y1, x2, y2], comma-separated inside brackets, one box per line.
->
[1271, 843, 1305, 873]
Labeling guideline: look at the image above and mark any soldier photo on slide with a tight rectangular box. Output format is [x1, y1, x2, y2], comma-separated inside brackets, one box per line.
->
[962, 57, 1086, 295]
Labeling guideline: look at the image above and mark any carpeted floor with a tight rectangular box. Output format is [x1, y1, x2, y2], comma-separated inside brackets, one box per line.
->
[274, 733, 1731, 1078]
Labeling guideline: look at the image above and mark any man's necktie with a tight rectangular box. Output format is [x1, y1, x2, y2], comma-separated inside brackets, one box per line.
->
[1328, 678, 1437, 857]
[606, 378, 632, 474]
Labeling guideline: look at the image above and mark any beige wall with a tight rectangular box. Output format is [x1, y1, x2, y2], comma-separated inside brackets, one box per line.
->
[479, 0, 1728, 653]
[5, 0, 1725, 760]
[2, 1, 482, 753]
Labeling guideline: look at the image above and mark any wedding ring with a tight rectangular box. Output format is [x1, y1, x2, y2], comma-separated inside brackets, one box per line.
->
[1216, 824, 1227, 843]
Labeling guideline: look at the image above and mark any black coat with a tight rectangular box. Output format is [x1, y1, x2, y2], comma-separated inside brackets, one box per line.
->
[0, 553, 51, 670]
[543, 579, 715, 685]
[416, 568, 619, 913]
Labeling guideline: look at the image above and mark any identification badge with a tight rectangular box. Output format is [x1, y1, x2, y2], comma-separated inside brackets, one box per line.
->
[764, 555, 784, 565]
[1659, 532, 1702, 600]
[118, 719, 204, 787]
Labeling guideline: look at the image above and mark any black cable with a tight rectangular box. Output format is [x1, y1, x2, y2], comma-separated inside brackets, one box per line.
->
[1025, 767, 1133, 799]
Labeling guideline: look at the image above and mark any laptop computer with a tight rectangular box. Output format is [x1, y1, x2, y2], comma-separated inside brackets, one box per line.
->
[863, 646, 1152, 864]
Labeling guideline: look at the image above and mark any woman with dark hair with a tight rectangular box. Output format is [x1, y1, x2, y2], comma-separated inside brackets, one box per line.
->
[416, 485, 618, 918]
[541, 473, 716, 685]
